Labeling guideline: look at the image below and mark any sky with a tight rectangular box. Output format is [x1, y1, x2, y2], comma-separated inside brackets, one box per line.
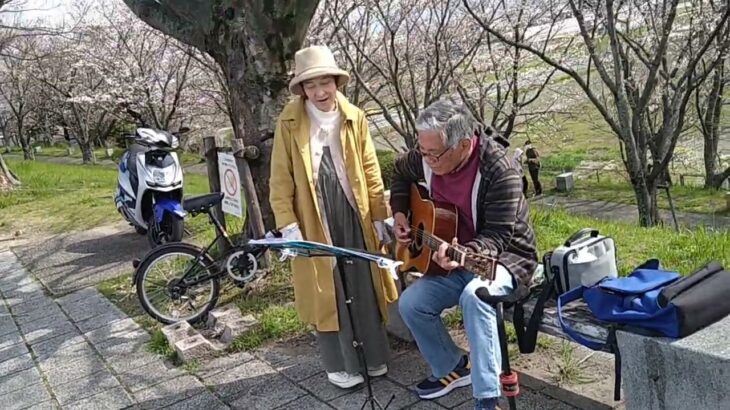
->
[1, 0, 112, 25]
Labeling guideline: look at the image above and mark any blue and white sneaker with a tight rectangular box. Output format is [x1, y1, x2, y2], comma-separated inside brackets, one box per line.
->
[415, 355, 472, 399]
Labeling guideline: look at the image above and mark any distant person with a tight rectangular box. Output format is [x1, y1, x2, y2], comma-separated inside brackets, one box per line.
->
[524, 140, 543, 196]
[512, 147, 528, 196]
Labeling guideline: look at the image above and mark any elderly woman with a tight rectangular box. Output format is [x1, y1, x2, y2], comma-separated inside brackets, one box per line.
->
[269, 45, 398, 389]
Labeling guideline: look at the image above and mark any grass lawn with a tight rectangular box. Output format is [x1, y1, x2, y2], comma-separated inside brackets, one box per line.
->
[559, 179, 730, 216]
[6, 145, 203, 167]
[0, 158, 211, 234]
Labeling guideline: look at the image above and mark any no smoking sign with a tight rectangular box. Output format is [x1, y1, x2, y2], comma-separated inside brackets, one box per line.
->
[217, 153, 242, 217]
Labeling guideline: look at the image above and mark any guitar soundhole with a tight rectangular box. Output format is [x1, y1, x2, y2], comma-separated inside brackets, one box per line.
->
[408, 221, 425, 257]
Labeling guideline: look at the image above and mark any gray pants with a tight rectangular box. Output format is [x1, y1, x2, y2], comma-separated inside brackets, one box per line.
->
[315, 147, 390, 374]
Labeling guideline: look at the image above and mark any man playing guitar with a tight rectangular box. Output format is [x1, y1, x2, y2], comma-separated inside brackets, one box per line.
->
[390, 97, 538, 410]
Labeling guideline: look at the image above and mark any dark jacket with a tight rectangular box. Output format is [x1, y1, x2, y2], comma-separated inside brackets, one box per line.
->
[389, 133, 538, 295]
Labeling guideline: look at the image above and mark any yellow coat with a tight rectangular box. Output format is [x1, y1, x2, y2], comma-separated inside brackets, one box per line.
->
[269, 92, 399, 332]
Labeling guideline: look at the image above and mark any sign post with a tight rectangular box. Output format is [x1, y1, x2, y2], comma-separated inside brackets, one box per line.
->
[217, 152, 243, 218]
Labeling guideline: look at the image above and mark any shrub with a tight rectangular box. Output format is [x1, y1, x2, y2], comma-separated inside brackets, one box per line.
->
[376, 149, 397, 189]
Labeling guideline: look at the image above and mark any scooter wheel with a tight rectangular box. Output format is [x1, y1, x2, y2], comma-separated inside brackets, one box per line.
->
[147, 213, 184, 248]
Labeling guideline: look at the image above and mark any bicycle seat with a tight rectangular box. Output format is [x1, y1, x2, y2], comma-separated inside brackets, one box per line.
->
[183, 192, 224, 214]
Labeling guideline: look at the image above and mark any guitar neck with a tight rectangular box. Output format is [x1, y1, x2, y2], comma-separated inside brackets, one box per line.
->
[416, 229, 465, 264]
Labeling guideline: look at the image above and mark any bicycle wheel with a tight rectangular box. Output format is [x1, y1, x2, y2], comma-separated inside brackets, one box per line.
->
[135, 242, 220, 325]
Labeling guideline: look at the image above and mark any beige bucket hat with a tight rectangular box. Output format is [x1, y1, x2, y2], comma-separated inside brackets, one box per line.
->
[288, 45, 350, 96]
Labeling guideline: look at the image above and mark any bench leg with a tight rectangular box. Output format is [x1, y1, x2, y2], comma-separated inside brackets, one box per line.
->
[496, 303, 518, 410]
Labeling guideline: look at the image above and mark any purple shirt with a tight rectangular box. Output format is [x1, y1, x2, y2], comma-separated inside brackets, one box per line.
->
[430, 138, 481, 244]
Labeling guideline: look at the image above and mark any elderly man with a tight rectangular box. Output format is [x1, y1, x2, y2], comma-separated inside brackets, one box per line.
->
[390, 97, 537, 410]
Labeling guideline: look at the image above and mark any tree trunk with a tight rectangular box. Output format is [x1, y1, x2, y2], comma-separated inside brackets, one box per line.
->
[708, 167, 730, 189]
[0, 153, 21, 191]
[80, 142, 96, 165]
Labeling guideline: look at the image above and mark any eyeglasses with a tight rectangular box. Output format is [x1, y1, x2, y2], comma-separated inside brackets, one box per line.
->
[419, 145, 453, 162]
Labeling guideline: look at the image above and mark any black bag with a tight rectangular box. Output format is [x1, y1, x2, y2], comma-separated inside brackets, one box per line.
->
[657, 261, 730, 337]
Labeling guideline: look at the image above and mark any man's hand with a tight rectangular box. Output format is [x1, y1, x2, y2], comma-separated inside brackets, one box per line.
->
[432, 238, 462, 271]
[393, 212, 411, 244]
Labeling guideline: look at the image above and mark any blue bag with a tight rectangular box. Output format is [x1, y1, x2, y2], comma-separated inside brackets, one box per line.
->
[557, 259, 682, 350]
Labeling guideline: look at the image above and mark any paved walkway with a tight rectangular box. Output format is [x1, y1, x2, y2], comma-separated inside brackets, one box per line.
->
[534, 195, 730, 230]
[0, 250, 577, 410]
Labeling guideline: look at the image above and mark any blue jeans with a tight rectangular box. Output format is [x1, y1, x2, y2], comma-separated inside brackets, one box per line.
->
[399, 266, 514, 399]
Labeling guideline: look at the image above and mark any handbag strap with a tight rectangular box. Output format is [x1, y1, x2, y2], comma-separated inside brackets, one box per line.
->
[557, 286, 607, 351]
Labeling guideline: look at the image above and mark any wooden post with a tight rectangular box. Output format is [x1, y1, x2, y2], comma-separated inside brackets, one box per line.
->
[232, 139, 270, 269]
[231, 140, 266, 240]
[203, 136, 229, 253]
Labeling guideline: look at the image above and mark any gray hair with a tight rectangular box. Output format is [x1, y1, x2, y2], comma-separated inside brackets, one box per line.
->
[415, 97, 479, 147]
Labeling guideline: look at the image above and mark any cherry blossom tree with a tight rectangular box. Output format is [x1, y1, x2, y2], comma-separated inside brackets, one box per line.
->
[464, 0, 730, 226]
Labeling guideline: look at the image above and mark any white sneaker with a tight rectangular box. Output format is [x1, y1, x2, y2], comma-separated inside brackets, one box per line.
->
[327, 371, 364, 389]
[368, 364, 388, 377]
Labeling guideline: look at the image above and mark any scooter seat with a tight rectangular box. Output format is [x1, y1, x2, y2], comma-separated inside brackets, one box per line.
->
[183, 192, 224, 214]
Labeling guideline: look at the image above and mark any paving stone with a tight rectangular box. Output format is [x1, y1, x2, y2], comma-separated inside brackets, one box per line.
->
[273, 353, 323, 382]
[194, 351, 254, 379]
[8, 297, 57, 317]
[105, 349, 159, 374]
[38, 343, 98, 373]
[117, 360, 185, 392]
[15, 310, 67, 333]
[0, 341, 28, 364]
[0, 316, 19, 337]
[0, 366, 43, 395]
[0, 379, 52, 410]
[53, 369, 121, 405]
[13, 304, 65, 325]
[75, 310, 128, 333]
[44, 354, 108, 388]
[226, 374, 307, 410]
[57, 288, 100, 306]
[3, 283, 46, 300]
[161, 391, 229, 410]
[22, 321, 78, 345]
[329, 379, 419, 410]
[408, 400, 448, 409]
[84, 318, 142, 344]
[298, 371, 361, 402]
[133, 375, 207, 410]
[60, 298, 116, 323]
[30, 332, 86, 361]
[0, 352, 34, 377]
[95, 332, 149, 362]
[274, 394, 334, 409]
[0, 331, 23, 351]
[64, 386, 135, 410]
[433, 380, 473, 408]
[386, 350, 432, 387]
[204, 359, 277, 399]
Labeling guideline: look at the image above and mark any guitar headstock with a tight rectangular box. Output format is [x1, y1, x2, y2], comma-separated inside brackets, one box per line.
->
[460, 249, 498, 281]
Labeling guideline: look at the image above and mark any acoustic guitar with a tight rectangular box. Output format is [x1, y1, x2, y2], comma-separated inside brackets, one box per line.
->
[394, 183, 498, 281]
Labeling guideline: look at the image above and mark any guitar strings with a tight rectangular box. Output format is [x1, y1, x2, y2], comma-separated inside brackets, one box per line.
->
[408, 224, 462, 260]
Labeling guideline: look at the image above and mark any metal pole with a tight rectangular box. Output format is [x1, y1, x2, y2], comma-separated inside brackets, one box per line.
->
[659, 184, 679, 232]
